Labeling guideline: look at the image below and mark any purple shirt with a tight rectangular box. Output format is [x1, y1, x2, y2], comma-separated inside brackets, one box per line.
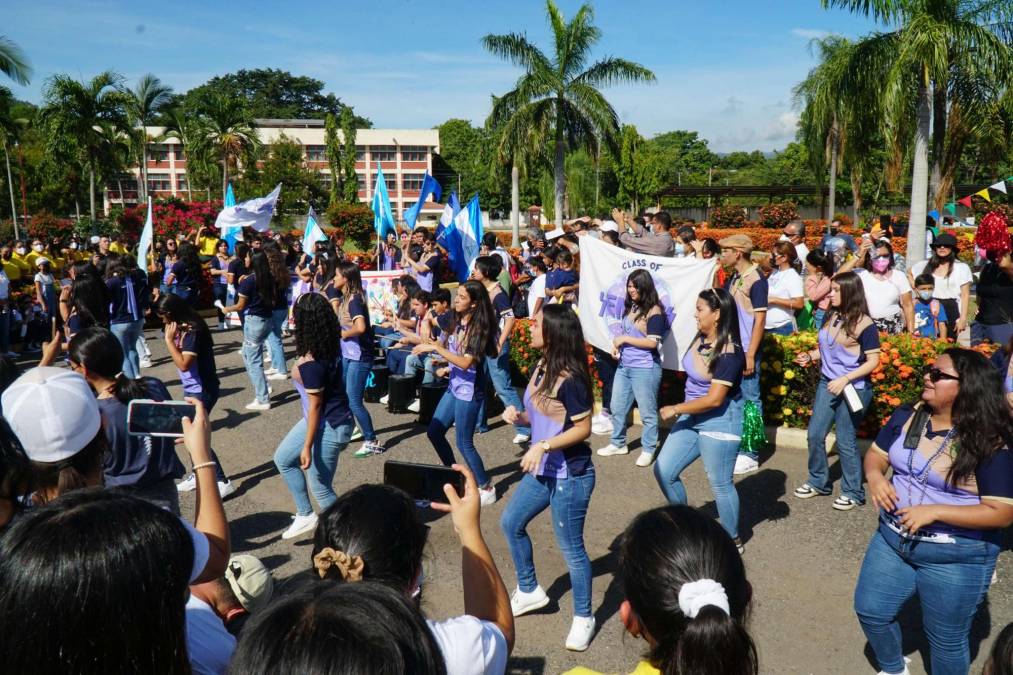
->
[447, 322, 484, 402]
[336, 294, 374, 361]
[682, 337, 744, 401]
[523, 364, 593, 477]
[817, 313, 880, 388]
[618, 311, 665, 369]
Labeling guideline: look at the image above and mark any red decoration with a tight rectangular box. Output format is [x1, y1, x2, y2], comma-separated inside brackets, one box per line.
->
[974, 210, 1012, 258]
[958, 196, 973, 208]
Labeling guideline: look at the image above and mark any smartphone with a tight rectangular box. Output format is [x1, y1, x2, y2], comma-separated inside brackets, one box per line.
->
[383, 460, 465, 504]
[127, 399, 196, 438]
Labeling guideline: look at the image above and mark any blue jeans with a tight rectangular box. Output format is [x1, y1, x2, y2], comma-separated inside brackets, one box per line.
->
[387, 347, 410, 375]
[242, 314, 272, 404]
[500, 470, 596, 617]
[428, 389, 488, 487]
[592, 348, 617, 414]
[273, 417, 352, 516]
[171, 285, 196, 305]
[110, 319, 144, 379]
[766, 322, 794, 336]
[194, 388, 228, 482]
[806, 378, 872, 502]
[854, 521, 999, 675]
[479, 341, 530, 436]
[971, 321, 1013, 347]
[654, 402, 743, 539]
[609, 363, 662, 455]
[405, 353, 435, 384]
[266, 307, 288, 375]
[343, 358, 376, 441]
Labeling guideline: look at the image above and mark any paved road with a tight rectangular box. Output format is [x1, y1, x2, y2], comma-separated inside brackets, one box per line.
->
[160, 326, 1011, 675]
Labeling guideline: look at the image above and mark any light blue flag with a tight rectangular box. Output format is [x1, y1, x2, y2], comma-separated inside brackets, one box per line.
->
[436, 192, 461, 243]
[222, 183, 240, 253]
[302, 207, 327, 258]
[371, 162, 396, 239]
[455, 194, 483, 275]
[136, 197, 153, 271]
[402, 172, 444, 231]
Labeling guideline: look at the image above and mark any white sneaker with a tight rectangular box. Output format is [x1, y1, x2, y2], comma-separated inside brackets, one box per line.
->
[268, 386, 274, 395]
[565, 615, 596, 652]
[407, 399, 420, 413]
[218, 479, 236, 498]
[267, 372, 288, 381]
[264, 367, 278, 375]
[510, 585, 549, 616]
[176, 473, 196, 493]
[590, 412, 613, 436]
[245, 400, 270, 411]
[350, 426, 363, 441]
[264, 352, 272, 364]
[380, 394, 390, 405]
[877, 656, 911, 675]
[139, 358, 152, 368]
[596, 443, 629, 457]
[281, 512, 318, 540]
[733, 455, 759, 475]
[512, 433, 530, 444]
[635, 452, 654, 467]
[479, 486, 497, 506]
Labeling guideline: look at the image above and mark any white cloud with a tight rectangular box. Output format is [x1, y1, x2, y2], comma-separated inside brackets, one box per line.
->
[791, 28, 830, 40]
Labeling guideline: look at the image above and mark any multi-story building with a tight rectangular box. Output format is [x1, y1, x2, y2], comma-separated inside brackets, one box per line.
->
[104, 119, 442, 224]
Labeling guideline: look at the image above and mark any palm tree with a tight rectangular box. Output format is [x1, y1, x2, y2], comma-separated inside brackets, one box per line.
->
[823, 0, 1013, 263]
[41, 71, 128, 221]
[193, 94, 260, 201]
[121, 74, 173, 202]
[0, 36, 31, 85]
[163, 107, 210, 200]
[483, 0, 655, 227]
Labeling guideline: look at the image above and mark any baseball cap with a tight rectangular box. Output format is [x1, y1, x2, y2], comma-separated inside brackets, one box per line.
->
[718, 234, 754, 253]
[546, 227, 566, 241]
[225, 554, 274, 614]
[600, 220, 619, 233]
[2, 367, 101, 463]
[35, 257, 50, 268]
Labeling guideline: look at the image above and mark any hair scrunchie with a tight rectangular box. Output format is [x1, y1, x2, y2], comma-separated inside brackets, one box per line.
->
[313, 547, 365, 582]
[678, 578, 730, 619]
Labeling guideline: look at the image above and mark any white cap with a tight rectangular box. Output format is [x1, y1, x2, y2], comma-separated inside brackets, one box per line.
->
[546, 227, 566, 241]
[35, 257, 50, 268]
[600, 220, 619, 233]
[2, 367, 101, 462]
[90, 235, 100, 245]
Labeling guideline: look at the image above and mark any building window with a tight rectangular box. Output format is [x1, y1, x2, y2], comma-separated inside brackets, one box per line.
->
[318, 172, 333, 190]
[306, 145, 327, 162]
[176, 174, 189, 193]
[149, 144, 171, 162]
[401, 173, 425, 192]
[371, 145, 396, 162]
[402, 145, 428, 162]
[172, 145, 186, 161]
[147, 173, 172, 192]
[356, 146, 365, 161]
[356, 173, 366, 192]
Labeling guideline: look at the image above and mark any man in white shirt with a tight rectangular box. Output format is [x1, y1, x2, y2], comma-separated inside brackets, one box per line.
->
[526, 257, 548, 317]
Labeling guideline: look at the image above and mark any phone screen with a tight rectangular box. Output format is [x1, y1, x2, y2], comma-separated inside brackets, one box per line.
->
[127, 401, 196, 437]
[383, 460, 465, 504]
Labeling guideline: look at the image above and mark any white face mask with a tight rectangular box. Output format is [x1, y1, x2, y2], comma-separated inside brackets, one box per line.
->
[14, 247, 25, 255]
[32, 244, 44, 252]
[778, 234, 791, 242]
[70, 242, 78, 250]
[917, 290, 933, 302]
[674, 243, 686, 256]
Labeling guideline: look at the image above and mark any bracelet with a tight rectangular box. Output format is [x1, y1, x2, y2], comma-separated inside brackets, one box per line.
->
[192, 461, 217, 472]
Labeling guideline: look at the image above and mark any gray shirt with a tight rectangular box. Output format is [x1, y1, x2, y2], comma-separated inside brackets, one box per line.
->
[619, 222, 675, 257]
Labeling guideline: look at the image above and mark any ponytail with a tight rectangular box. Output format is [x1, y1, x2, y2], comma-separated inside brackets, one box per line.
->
[672, 605, 758, 675]
[110, 372, 149, 405]
[68, 327, 154, 404]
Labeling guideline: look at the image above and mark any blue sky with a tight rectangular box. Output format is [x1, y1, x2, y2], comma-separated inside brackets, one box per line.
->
[5, 1, 880, 152]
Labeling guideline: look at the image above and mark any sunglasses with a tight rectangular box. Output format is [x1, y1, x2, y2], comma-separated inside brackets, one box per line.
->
[924, 366, 959, 383]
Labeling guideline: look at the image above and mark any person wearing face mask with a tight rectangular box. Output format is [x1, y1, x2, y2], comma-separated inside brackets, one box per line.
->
[840, 238, 914, 334]
[912, 274, 948, 340]
[10, 241, 31, 278]
[907, 233, 971, 339]
[0, 246, 21, 284]
[781, 221, 809, 266]
[674, 226, 697, 258]
[25, 239, 46, 270]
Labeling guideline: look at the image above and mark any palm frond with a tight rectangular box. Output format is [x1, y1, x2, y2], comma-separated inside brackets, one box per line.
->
[574, 57, 656, 88]
[0, 36, 32, 86]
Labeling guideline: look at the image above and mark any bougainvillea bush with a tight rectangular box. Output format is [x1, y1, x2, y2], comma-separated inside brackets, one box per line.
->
[117, 199, 221, 241]
[709, 205, 748, 228]
[756, 201, 799, 229]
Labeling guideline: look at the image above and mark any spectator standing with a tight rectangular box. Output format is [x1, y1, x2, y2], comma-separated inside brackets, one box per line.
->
[805, 250, 835, 330]
[613, 208, 675, 257]
[765, 242, 804, 336]
[907, 233, 972, 339]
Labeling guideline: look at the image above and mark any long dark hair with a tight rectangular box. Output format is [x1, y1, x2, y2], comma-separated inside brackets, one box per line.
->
[336, 261, 370, 323]
[473, 255, 501, 283]
[453, 280, 497, 358]
[294, 292, 340, 364]
[806, 249, 834, 277]
[0, 490, 193, 674]
[925, 241, 957, 278]
[536, 305, 592, 398]
[233, 242, 250, 277]
[249, 251, 277, 311]
[154, 292, 210, 336]
[230, 581, 447, 675]
[945, 348, 1013, 484]
[697, 288, 742, 372]
[263, 241, 290, 291]
[826, 271, 871, 338]
[68, 327, 149, 404]
[312, 484, 428, 590]
[70, 273, 111, 327]
[176, 241, 202, 283]
[618, 505, 757, 675]
[397, 277, 420, 321]
[624, 269, 662, 323]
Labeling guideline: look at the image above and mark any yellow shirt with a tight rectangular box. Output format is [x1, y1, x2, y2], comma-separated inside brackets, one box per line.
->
[24, 250, 42, 269]
[197, 235, 219, 257]
[110, 242, 130, 255]
[10, 254, 31, 276]
[564, 662, 660, 675]
[2, 260, 20, 281]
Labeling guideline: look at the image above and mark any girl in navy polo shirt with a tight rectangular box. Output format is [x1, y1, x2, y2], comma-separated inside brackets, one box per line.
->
[500, 305, 597, 652]
[209, 240, 231, 330]
[329, 261, 384, 458]
[654, 288, 745, 549]
[273, 292, 354, 541]
[793, 271, 881, 510]
[105, 255, 149, 379]
[598, 269, 667, 467]
[855, 349, 1013, 675]
[222, 252, 276, 411]
[166, 242, 202, 306]
[413, 280, 499, 505]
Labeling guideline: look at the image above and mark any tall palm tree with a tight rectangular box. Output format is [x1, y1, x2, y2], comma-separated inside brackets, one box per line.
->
[193, 94, 260, 201]
[163, 107, 211, 200]
[823, 0, 1013, 263]
[0, 86, 24, 232]
[0, 36, 31, 85]
[121, 74, 173, 202]
[41, 71, 128, 221]
[483, 0, 655, 227]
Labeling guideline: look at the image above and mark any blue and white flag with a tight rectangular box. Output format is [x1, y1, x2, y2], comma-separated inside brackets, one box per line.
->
[455, 194, 483, 274]
[215, 183, 281, 234]
[435, 191, 461, 243]
[372, 162, 396, 239]
[222, 183, 241, 253]
[136, 197, 153, 271]
[402, 172, 443, 231]
[302, 206, 327, 258]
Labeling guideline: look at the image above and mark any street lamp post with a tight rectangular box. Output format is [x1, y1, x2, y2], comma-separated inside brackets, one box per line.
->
[15, 142, 27, 234]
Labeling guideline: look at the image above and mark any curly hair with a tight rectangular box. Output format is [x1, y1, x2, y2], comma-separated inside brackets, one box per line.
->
[294, 292, 340, 364]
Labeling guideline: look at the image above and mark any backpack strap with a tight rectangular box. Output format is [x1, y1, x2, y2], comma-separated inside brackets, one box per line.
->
[930, 299, 940, 319]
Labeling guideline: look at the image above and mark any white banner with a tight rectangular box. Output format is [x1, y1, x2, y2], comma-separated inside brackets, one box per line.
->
[577, 236, 717, 370]
[362, 270, 402, 326]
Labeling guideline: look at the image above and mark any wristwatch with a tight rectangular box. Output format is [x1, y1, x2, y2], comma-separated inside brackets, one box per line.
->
[540, 440, 551, 452]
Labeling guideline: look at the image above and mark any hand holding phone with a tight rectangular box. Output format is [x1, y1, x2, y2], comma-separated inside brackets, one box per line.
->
[383, 460, 466, 506]
[425, 463, 481, 539]
[127, 399, 198, 438]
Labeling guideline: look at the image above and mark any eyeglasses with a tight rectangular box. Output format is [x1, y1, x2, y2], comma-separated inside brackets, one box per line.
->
[924, 366, 960, 383]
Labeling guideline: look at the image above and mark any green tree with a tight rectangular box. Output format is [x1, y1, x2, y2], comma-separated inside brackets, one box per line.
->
[324, 113, 341, 206]
[191, 94, 260, 201]
[615, 124, 662, 212]
[483, 0, 655, 226]
[163, 107, 217, 200]
[433, 119, 490, 199]
[0, 36, 31, 86]
[121, 74, 173, 202]
[0, 87, 26, 230]
[339, 106, 358, 203]
[823, 0, 1013, 262]
[41, 71, 128, 221]
[237, 133, 324, 217]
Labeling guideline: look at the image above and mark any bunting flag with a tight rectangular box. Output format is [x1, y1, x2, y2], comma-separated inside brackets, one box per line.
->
[944, 203, 956, 214]
[976, 188, 992, 202]
[301, 207, 327, 258]
[958, 196, 973, 208]
[990, 181, 1008, 194]
[927, 210, 940, 222]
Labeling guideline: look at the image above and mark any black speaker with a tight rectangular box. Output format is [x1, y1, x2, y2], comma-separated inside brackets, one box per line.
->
[417, 381, 448, 425]
[387, 374, 416, 414]
[364, 364, 389, 403]
[483, 379, 505, 418]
